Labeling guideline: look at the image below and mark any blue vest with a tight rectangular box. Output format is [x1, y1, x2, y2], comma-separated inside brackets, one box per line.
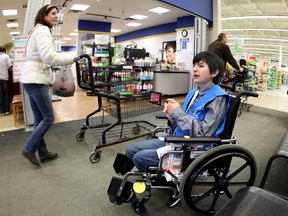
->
[175, 85, 230, 137]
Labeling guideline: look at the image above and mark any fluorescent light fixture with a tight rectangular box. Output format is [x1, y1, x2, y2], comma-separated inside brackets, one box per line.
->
[111, 29, 122, 33]
[126, 22, 142, 27]
[61, 41, 67, 44]
[222, 15, 288, 21]
[223, 28, 288, 32]
[2, 9, 17, 16]
[63, 38, 72, 40]
[70, 4, 90, 11]
[10, 31, 19, 35]
[149, 7, 170, 14]
[129, 14, 147, 20]
[228, 37, 288, 42]
[7, 23, 18, 28]
[69, 32, 78, 36]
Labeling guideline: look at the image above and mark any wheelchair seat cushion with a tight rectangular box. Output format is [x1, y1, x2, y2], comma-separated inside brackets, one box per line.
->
[113, 153, 135, 175]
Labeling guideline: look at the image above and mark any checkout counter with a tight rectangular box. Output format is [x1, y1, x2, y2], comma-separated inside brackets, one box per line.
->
[153, 70, 190, 95]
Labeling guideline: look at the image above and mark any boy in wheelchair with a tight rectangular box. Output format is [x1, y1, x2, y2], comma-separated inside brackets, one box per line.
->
[108, 51, 253, 215]
[125, 51, 230, 173]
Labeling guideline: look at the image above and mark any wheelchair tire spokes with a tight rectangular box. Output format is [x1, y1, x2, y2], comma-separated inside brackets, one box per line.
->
[180, 145, 257, 215]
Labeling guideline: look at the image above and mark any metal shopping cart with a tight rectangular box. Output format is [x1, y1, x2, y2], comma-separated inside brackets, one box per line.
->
[74, 54, 165, 163]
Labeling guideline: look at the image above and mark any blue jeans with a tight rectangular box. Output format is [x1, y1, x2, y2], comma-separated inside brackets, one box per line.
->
[126, 138, 165, 171]
[0, 80, 10, 113]
[22, 84, 54, 158]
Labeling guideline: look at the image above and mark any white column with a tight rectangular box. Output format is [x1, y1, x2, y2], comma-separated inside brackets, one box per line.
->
[208, 0, 221, 44]
[22, 0, 51, 127]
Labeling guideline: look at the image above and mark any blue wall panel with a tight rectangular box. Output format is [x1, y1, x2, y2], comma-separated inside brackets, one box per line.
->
[78, 20, 111, 32]
[159, 0, 213, 22]
[115, 22, 177, 43]
[61, 46, 76, 52]
[177, 15, 195, 28]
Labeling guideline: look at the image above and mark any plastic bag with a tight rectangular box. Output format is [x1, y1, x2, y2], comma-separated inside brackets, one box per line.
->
[52, 66, 75, 97]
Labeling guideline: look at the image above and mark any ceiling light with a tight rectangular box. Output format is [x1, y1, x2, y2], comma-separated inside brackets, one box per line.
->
[69, 32, 78, 36]
[223, 28, 288, 32]
[129, 14, 147, 20]
[10, 31, 20, 35]
[222, 15, 288, 21]
[70, 4, 90, 11]
[7, 23, 18, 28]
[126, 22, 142, 27]
[228, 37, 288, 42]
[63, 38, 72, 40]
[148, 7, 170, 14]
[111, 29, 122, 33]
[2, 9, 17, 16]
[61, 41, 67, 44]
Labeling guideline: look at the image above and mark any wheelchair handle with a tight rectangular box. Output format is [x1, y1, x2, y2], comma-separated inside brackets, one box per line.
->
[236, 90, 258, 98]
[164, 169, 179, 184]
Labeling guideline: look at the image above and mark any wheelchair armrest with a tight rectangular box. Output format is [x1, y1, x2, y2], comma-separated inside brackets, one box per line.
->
[156, 114, 168, 120]
[152, 126, 172, 137]
[164, 136, 236, 145]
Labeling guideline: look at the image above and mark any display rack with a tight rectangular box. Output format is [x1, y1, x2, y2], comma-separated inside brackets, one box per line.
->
[79, 35, 111, 67]
[268, 66, 277, 90]
[258, 65, 268, 91]
[74, 54, 165, 163]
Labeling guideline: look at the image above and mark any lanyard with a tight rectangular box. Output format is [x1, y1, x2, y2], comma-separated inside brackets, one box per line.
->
[185, 90, 199, 113]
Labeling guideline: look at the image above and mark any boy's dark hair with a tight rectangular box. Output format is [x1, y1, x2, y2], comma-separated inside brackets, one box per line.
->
[165, 41, 176, 52]
[193, 51, 224, 84]
[239, 59, 246, 66]
[34, 4, 58, 28]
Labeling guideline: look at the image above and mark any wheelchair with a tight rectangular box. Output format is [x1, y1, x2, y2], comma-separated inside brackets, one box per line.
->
[107, 90, 258, 215]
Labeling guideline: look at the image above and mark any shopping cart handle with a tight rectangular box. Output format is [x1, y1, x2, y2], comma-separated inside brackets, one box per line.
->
[74, 54, 91, 62]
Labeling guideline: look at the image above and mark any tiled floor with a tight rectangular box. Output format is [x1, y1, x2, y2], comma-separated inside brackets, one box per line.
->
[1, 85, 287, 132]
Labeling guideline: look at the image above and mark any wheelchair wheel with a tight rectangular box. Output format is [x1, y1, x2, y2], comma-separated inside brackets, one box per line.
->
[89, 150, 102, 163]
[180, 145, 257, 215]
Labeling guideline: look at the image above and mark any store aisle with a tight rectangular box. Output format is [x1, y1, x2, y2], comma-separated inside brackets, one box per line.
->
[0, 85, 287, 132]
[247, 85, 288, 113]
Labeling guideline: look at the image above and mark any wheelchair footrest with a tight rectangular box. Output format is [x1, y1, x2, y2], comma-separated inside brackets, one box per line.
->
[107, 176, 133, 205]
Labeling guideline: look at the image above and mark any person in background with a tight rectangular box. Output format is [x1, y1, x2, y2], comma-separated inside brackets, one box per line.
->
[165, 42, 176, 64]
[231, 59, 249, 92]
[208, 33, 242, 84]
[20, 4, 76, 166]
[0, 46, 12, 116]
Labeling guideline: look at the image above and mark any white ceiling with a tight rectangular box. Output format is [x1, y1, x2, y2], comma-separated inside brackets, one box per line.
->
[1, 0, 288, 65]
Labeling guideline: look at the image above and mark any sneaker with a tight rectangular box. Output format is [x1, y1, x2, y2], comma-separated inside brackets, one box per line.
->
[22, 150, 40, 166]
[5, 112, 10, 115]
[40, 152, 59, 163]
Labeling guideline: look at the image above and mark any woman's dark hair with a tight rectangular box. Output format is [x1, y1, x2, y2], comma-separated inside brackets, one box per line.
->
[34, 4, 58, 28]
[193, 51, 224, 84]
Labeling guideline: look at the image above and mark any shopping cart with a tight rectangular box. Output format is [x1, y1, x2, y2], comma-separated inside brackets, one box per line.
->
[74, 54, 165, 163]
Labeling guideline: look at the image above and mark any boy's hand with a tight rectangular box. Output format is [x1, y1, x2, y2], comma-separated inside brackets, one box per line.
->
[163, 98, 180, 115]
